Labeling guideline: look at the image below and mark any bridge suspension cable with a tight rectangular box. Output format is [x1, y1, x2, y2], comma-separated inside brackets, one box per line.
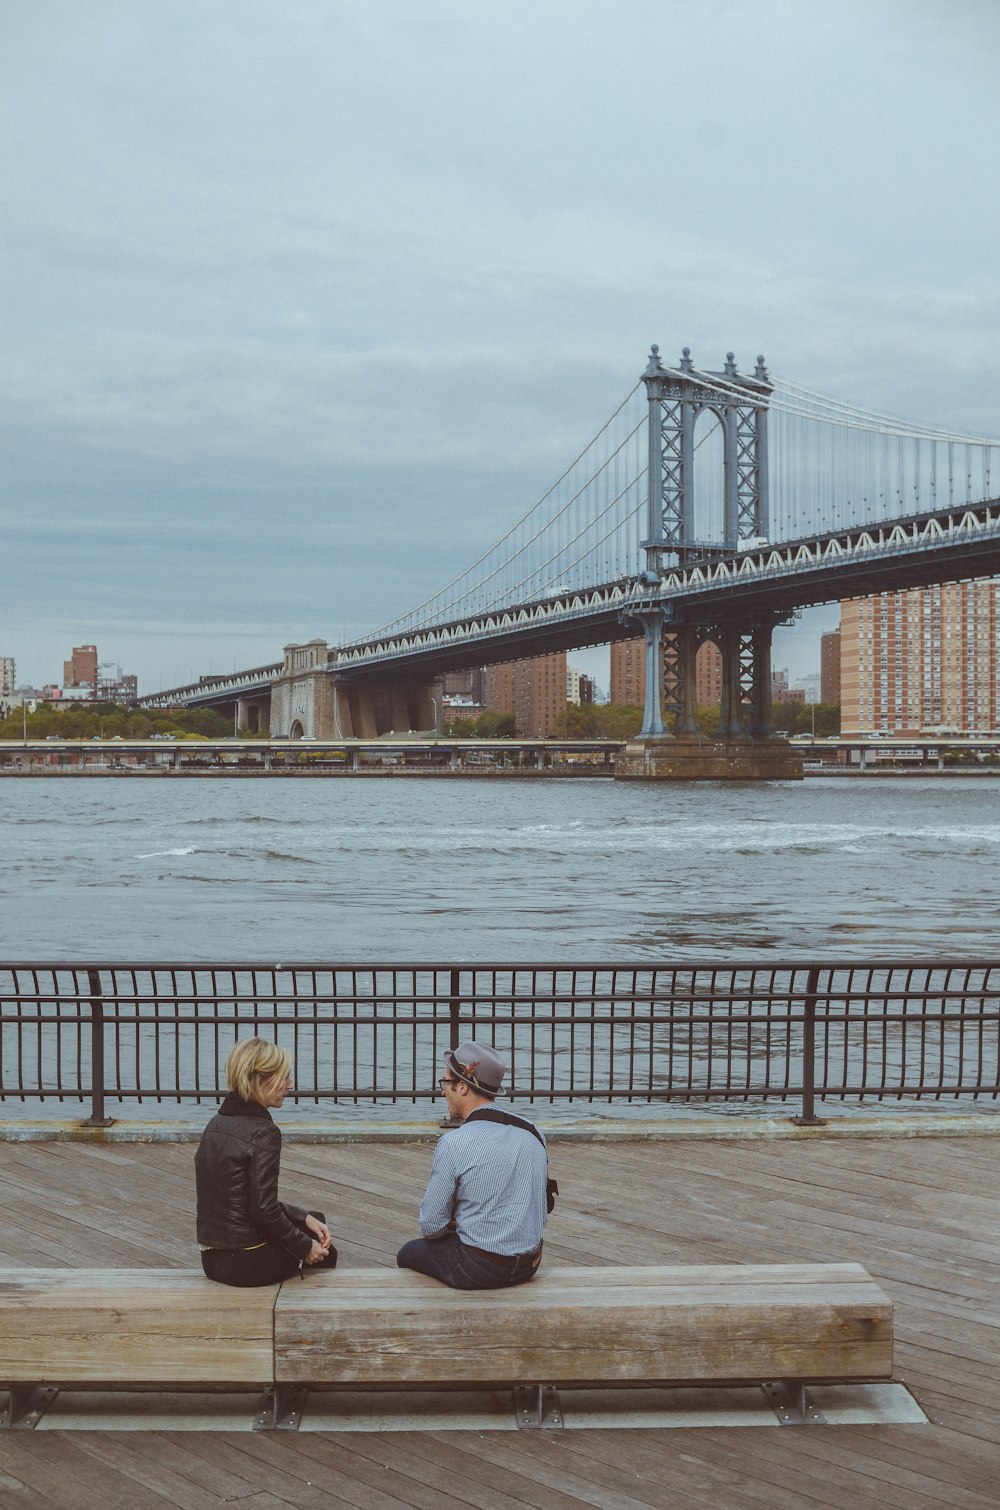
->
[361, 383, 649, 640]
[663, 361, 1000, 542]
[353, 355, 1000, 652]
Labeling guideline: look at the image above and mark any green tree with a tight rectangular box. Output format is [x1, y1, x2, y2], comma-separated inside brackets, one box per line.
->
[554, 703, 643, 739]
[443, 710, 515, 738]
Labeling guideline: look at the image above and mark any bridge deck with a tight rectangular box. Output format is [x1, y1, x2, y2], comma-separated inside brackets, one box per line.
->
[0, 1130, 996, 1508]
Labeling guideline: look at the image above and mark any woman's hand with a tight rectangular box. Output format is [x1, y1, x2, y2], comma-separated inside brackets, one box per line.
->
[304, 1239, 329, 1265]
[304, 1214, 332, 1250]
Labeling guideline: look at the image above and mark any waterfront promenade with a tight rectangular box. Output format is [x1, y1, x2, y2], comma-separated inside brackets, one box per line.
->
[3, 736, 1000, 779]
[0, 1126, 997, 1508]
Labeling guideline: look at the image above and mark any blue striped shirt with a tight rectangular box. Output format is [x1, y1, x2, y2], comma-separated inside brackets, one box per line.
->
[418, 1108, 549, 1256]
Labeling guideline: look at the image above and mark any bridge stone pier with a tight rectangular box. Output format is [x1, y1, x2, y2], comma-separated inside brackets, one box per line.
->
[234, 694, 270, 735]
[269, 641, 442, 740]
[616, 613, 802, 781]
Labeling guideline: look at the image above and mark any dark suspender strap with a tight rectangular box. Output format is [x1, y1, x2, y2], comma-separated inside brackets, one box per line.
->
[465, 1108, 558, 1211]
[466, 1106, 546, 1148]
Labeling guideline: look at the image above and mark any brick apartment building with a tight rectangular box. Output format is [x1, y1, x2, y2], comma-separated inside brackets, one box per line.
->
[840, 581, 1000, 735]
[63, 644, 98, 689]
[821, 629, 841, 706]
[483, 651, 567, 736]
[610, 637, 723, 707]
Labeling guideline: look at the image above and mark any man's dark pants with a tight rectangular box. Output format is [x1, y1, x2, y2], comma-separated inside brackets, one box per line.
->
[397, 1233, 541, 1290]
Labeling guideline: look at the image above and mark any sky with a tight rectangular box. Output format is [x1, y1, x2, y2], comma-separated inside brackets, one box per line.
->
[3, 0, 999, 695]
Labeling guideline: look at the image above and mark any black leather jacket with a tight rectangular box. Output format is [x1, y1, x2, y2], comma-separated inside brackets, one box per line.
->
[195, 1092, 312, 1259]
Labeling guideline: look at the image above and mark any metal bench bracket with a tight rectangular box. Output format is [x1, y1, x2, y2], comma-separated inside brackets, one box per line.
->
[514, 1384, 563, 1429]
[1, 1385, 59, 1430]
[762, 1379, 826, 1425]
[253, 1384, 307, 1431]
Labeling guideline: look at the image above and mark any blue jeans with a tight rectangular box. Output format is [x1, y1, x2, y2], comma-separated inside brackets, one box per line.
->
[396, 1233, 541, 1290]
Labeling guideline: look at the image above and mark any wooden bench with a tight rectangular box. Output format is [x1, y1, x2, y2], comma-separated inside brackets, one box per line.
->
[0, 1262, 892, 1430]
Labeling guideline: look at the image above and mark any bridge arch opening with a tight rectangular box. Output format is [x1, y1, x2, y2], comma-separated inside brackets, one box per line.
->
[289, 720, 305, 740]
[692, 406, 726, 549]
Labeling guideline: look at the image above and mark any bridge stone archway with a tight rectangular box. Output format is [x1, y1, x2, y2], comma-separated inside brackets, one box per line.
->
[269, 639, 443, 739]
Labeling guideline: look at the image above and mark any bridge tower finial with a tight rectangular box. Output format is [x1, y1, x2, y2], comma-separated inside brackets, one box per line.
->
[755, 354, 769, 380]
[645, 344, 665, 375]
[724, 352, 737, 377]
[679, 347, 693, 372]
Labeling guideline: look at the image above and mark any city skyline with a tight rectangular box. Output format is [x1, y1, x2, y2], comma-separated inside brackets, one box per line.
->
[3, 2, 997, 692]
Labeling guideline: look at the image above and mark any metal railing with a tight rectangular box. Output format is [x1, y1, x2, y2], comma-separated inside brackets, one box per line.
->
[2, 961, 998, 1126]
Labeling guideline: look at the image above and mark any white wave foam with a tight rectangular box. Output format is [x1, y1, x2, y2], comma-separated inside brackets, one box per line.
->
[135, 846, 198, 859]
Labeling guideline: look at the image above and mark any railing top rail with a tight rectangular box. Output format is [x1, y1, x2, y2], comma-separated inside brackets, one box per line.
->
[2, 958, 999, 972]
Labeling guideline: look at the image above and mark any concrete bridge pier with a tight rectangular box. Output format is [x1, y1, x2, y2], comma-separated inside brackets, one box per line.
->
[234, 695, 270, 735]
[616, 612, 802, 781]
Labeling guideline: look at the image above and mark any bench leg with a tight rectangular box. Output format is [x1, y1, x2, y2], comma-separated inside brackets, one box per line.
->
[762, 1380, 826, 1426]
[513, 1384, 563, 1429]
[0, 1385, 59, 1430]
[253, 1385, 307, 1431]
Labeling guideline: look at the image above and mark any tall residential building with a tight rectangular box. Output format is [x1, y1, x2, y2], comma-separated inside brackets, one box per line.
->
[566, 665, 595, 706]
[63, 644, 98, 688]
[609, 640, 645, 706]
[0, 657, 14, 699]
[611, 637, 722, 707]
[483, 662, 515, 719]
[483, 652, 567, 736]
[840, 582, 1000, 735]
[694, 640, 722, 706]
[820, 630, 841, 706]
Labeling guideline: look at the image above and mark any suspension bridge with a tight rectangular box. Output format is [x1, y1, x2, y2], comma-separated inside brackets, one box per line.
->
[142, 345, 1000, 778]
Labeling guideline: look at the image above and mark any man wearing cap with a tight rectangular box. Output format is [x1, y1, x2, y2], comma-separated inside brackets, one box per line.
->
[396, 1040, 552, 1290]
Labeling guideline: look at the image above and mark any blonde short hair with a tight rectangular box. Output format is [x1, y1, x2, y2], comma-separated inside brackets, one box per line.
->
[225, 1038, 291, 1105]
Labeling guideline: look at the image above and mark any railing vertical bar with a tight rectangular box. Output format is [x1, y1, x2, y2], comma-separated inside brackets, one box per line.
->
[793, 965, 823, 1126]
[83, 966, 113, 1127]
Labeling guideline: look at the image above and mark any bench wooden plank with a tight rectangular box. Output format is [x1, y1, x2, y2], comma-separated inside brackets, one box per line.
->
[273, 1264, 893, 1387]
[0, 1263, 892, 1394]
[320, 1261, 875, 1290]
[0, 1271, 277, 1384]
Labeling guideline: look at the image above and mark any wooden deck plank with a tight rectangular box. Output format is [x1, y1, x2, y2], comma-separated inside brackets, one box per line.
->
[0, 1131, 998, 1509]
[477, 1423, 838, 1510]
[233, 1430, 516, 1510]
[0, 1433, 182, 1510]
[51, 1435, 251, 1510]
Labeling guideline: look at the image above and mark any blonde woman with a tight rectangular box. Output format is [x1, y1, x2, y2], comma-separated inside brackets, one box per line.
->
[195, 1038, 337, 1287]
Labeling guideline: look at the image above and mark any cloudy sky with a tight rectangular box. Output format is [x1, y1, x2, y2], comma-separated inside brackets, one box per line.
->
[3, 0, 998, 694]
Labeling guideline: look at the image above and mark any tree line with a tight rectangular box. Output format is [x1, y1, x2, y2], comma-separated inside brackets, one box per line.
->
[446, 702, 841, 740]
[0, 702, 234, 741]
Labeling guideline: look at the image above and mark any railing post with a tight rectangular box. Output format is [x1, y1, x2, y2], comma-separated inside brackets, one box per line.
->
[83, 968, 115, 1128]
[448, 967, 462, 1053]
[792, 966, 825, 1127]
[440, 967, 463, 1127]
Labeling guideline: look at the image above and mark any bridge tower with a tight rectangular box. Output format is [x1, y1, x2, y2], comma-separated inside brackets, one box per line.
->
[617, 345, 802, 781]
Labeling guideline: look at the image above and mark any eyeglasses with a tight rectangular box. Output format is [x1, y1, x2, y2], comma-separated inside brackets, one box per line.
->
[438, 1077, 460, 1090]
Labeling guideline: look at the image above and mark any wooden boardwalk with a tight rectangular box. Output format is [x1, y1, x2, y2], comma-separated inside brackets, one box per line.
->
[0, 1129, 998, 1508]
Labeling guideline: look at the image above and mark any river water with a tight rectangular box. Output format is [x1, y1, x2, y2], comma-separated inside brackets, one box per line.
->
[2, 775, 998, 1125]
[3, 774, 998, 963]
